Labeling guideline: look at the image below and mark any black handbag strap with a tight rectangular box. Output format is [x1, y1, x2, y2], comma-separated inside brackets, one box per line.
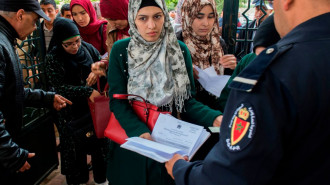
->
[99, 23, 104, 44]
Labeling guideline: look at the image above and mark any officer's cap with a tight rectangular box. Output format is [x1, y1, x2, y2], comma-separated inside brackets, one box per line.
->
[253, 0, 273, 10]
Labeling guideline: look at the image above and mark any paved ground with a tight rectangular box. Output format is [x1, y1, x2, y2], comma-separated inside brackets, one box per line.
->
[40, 137, 96, 185]
[40, 164, 96, 185]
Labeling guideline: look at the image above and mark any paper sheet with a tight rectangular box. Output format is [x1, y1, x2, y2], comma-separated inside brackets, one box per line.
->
[152, 114, 209, 158]
[195, 66, 231, 97]
[120, 114, 210, 163]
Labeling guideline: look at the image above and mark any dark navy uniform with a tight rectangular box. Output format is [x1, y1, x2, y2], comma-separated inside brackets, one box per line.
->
[173, 13, 330, 185]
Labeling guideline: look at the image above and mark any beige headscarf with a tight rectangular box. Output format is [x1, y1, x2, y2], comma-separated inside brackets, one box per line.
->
[182, 0, 224, 75]
[127, 0, 191, 112]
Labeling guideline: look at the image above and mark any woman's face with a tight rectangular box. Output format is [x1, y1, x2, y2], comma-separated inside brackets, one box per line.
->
[135, 6, 165, 42]
[62, 36, 81, 55]
[191, 5, 215, 37]
[72, 5, 90, 27]
[107, 19, 128, 30]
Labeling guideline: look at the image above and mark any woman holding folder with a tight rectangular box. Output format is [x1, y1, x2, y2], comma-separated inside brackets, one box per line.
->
[106, 0, 222, 184]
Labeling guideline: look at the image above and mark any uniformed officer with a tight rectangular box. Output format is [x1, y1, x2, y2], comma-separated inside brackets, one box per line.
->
[165, 0, 330, 184]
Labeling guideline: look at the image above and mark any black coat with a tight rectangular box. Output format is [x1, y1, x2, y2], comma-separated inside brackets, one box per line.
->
[45, 40, 108, 176]
[0, 15, 54, 175]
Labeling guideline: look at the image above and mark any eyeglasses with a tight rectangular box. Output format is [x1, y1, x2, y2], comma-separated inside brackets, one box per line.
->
[62, 37, 81, 48]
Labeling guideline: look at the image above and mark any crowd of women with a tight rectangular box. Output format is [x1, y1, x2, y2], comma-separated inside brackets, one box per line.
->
[44, 0, 264, 184]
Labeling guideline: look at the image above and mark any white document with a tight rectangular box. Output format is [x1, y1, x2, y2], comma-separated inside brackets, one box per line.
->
[120, 114, 210, 163]
[208, 126, 220, 133]
[195, 66, 231, 97]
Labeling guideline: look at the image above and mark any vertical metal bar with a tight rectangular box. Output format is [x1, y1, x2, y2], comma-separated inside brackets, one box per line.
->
[237, 0, 253, 58]
[35, 20, 48, 90]
[36, 21, 46, 68]
[222, 0, 239, 54]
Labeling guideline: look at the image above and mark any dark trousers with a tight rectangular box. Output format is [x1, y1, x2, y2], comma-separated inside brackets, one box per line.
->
[66, 136, 107, 185]
[0, 168, 17, 185]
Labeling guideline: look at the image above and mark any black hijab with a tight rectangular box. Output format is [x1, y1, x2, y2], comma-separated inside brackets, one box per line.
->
[50, 17, 94, 67]
[139, 0, 160, 9]
[52, 17, 80, 43]
[49, 17, 99, 85]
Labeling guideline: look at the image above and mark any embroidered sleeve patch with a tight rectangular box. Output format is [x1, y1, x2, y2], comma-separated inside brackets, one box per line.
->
[226, 103, 256, 152]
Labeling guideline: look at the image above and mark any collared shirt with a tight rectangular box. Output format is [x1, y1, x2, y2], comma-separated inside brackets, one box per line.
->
[43, 23, 53, 51]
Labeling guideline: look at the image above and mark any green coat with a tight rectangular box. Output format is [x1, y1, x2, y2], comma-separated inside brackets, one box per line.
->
[106, 38, 221, 185]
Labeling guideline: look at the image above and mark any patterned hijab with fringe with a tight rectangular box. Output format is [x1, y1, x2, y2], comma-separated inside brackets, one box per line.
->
[182, 0, 224, 75]
[127, 0, 191, 112]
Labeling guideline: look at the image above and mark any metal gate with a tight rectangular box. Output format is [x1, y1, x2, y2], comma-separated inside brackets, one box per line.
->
[14, 21, 58, 185]
[222, 0, 270, 58]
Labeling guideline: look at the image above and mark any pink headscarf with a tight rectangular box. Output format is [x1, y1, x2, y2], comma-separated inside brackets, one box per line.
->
[99, 0, 129, 36]
[70, 0, 107, 35]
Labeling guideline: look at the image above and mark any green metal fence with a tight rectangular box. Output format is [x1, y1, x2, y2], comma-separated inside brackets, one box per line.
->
[222, 0, 270, 58]
[14, 20, 59, 185]
[16, 21, 48, 128]
[222, 0, 239, 54]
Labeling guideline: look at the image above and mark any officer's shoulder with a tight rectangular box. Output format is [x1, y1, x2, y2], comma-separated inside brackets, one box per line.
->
[229, 45, 279, 92]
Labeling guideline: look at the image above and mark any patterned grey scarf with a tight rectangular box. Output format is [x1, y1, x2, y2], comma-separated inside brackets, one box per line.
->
[127, 0, 191, 112]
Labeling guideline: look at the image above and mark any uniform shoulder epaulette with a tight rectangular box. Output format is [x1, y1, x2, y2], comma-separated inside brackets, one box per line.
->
[229, 45, 278, 92]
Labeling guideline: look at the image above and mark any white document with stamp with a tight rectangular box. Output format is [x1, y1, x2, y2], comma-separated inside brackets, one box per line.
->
[195, 66, 231, 97]
[120, 114, 210, 163]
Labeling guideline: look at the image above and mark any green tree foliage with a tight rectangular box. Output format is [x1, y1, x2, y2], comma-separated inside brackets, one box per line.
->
[165, 0, 178, 11]
[55, 0, 99, 5]
[215, 0, 224, 13]
[164, 0, 222, 13]
[215, 0, 248, 14]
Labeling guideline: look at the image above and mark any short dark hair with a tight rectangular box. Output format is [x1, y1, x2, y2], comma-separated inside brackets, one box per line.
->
[61, 4, 70, 15]
[40, 0, 57, 10]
